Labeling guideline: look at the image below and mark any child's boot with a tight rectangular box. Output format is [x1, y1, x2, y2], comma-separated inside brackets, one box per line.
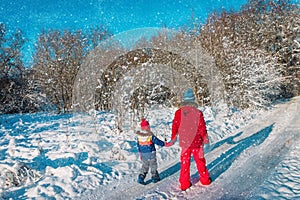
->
[151, 171, 161, 183]
[137, 174, 146, 185]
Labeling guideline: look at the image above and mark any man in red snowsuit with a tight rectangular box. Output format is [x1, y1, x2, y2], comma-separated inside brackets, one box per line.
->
[166, 88, 211, 190]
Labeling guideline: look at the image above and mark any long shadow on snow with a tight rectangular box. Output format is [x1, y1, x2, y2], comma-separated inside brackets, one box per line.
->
[159, 162, 181, 182]
[192, 124, 274, 182]
[159, 124, 273, 183]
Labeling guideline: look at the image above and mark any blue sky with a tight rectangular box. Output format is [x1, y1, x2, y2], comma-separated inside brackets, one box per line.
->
[0, 0, 253, 65]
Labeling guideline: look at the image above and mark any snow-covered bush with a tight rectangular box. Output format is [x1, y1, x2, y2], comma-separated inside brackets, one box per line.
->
[199, 0, 300, 109]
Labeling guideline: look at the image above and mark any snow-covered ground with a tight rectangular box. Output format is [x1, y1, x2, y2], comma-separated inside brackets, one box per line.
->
[0, 96, 299, 199]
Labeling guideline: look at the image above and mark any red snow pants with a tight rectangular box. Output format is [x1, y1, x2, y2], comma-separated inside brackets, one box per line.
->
[179, 148, 211, 190]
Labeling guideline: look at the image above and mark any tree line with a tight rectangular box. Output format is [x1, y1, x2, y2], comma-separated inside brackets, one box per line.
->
[0, 0, 299, 114]
[0, 24, 112, 113]
[195, 0, 299, 108]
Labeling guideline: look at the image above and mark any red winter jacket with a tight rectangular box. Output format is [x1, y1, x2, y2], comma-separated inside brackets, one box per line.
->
[171, 102, 209, 149]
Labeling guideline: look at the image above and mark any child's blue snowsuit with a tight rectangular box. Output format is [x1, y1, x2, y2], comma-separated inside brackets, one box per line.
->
[136, 130, 165, 184]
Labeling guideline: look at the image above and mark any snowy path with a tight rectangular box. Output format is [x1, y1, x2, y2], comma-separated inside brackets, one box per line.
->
[190, 98, 300, 200]
[81, 97, 300, 199]
[149, 97, 299, 200]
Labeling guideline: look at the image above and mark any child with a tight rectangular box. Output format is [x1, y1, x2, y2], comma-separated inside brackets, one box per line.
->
[136, 118, 165, 184]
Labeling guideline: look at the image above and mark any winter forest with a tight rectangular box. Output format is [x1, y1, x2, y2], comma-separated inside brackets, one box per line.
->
[1, 0, 299, 116]
[0, 0, 300, 199]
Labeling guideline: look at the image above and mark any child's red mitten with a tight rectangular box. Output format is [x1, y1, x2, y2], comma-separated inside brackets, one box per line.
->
[165, 141, 173, 147]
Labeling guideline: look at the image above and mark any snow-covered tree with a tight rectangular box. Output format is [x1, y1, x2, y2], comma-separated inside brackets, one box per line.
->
[0, 23, 30, 113]
[89, 30, 219, 131]
[31, 26, 111, 113]
[224, 48, 282, 108]
[31, 30, 85, 113]
[241, 0, 300, 97]
[199, 0, 299, 108]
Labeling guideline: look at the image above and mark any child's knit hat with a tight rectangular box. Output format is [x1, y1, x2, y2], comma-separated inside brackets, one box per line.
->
[183, 88, 195, 102]
[140, 118, 150, 131]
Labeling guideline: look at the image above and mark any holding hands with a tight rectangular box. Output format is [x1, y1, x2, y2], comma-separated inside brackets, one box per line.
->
[165, 141, 173, 147]
[165, 139, 175, 147]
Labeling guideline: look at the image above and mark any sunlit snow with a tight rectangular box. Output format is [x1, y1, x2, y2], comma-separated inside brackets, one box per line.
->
[0, 97, 299, 199]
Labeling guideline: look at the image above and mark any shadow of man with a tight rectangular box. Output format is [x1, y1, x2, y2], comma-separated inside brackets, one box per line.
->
[204, 124, 274, 181]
